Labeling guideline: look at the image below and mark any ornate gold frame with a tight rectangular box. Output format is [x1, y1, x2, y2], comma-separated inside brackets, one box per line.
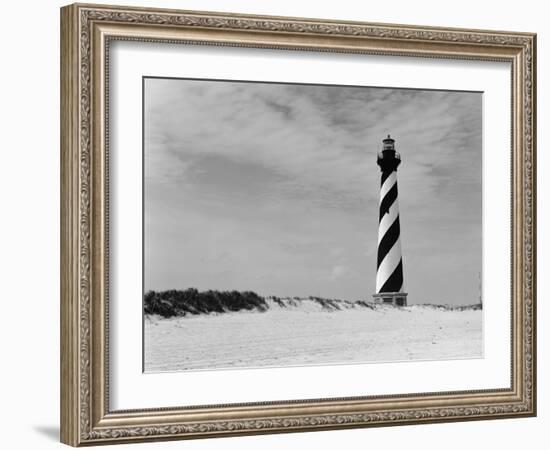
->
[60, 3, 536, 446]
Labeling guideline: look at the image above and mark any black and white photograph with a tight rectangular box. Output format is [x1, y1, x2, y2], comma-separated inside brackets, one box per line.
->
[142, 77, 483, 373]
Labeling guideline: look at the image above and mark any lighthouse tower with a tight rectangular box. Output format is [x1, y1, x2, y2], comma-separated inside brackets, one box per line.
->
[373, 135, 407, 307]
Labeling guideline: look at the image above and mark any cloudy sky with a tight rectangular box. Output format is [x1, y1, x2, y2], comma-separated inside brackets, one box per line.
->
[143, 78, 482, 305]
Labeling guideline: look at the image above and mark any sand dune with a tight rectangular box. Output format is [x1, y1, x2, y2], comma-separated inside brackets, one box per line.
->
[144, 304, 482, 372]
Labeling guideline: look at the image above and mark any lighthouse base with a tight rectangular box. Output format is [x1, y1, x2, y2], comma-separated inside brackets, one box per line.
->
[372, 292, 408, 307]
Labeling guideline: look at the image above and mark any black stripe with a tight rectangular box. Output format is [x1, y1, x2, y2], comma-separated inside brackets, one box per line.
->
[380, 170, 393, 186]
[379, 259, 404, 293]
[377, 218, 401, 269]
[379, 182, 398, 222]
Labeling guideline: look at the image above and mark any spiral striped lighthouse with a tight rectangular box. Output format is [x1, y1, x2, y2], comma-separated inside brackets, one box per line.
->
[373, 135, 407, 307]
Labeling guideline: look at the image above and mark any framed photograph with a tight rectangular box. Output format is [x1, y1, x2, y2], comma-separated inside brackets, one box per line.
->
[60, 3, 536, 446]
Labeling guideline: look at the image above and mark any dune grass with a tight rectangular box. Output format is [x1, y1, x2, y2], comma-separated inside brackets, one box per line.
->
[144, 288, 268, 318]
[144, 288, 482, 318]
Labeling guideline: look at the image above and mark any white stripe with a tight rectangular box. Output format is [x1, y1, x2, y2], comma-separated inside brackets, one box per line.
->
[377, 199, 400, 244]
[379, 171, 397, 204]
[376, 238, 402, 292]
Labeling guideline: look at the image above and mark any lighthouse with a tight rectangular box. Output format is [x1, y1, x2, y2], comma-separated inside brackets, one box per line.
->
[373, 135, 407, 306]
